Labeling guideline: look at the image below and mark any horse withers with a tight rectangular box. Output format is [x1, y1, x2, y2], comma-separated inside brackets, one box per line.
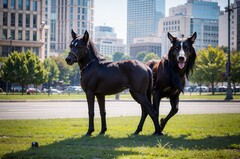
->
[65, 30, 161, 135]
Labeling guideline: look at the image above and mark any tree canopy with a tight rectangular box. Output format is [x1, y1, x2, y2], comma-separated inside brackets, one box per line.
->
[1, 50, 47, 94]
[191, 46, 226, 94]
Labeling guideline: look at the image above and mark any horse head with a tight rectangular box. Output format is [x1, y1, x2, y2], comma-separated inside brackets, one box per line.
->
[167, 32, 197, 78]
[65, 30, 90, 65]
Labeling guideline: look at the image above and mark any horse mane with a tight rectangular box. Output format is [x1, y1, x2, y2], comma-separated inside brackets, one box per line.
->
[88, 39, 107, 63]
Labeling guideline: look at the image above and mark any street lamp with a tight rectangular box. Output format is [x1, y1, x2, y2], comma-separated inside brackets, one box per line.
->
[225, 0, 233, 100]
[48, 72, 51, 96]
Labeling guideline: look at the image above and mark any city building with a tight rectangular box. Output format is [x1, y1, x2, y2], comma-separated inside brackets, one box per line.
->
[0, 0, 46, 60]
[219, 0, 240, 51]
[53, 0, 94, 53]
[159, 0, 220, 54]
[127, 0, 165, 45]
[130, 35, 161, 58]
[94, 26, 126, 58]
[158, 15, 191, 56]
[45, 0, 94, 54]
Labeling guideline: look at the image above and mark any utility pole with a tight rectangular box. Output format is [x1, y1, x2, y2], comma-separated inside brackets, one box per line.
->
[225, 0, 233, 100]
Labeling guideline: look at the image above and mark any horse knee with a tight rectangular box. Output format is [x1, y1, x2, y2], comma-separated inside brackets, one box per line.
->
[172, 107, 178, 114]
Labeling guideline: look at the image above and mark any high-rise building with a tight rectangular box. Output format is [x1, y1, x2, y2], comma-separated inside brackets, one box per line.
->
[159, 0, 220, 54]
[219, 0, 240, 51]
[0, 0, 46, 60]
[130, 35, 161, 58]
[46, 0, 94, 54]
[94, 26, 126, 58]
[127, 0, 165, 45]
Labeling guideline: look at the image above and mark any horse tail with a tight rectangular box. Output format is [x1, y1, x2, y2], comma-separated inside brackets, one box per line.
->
[146, 67, 153, 104]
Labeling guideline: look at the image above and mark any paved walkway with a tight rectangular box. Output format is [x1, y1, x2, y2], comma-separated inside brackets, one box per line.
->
[0, 101, 239, 119]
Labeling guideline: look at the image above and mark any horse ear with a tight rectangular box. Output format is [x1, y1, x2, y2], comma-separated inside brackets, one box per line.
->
[167, 32, 176, 43]
[188, 32, 197, 44]
[83, 30, 89, 43]
[71, 29, 77, 40]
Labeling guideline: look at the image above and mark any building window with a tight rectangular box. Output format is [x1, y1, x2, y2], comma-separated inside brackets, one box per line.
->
[32, 47, 39, 56]
[33, 15, 37, 28]
[24, 47, 30, 52]
[26, 0, 30, 10]
[2, 29, 8, 39]
[26, 14, 30, 27]
[2, 46, 9, 57]
[11, 0, 15, 9]
[26, 30, 30, 40]
[33, 31, 37, 41]
[18, 30, 22, 40]
[11, 30, 15, 40]
[32, 1, 37, 11]
[18, 0, 23, 9]
[18, 14, 22, 27]
[11, 13, 15, 26]
[3, 12, 8, 26]
[3, 0, 8, 8]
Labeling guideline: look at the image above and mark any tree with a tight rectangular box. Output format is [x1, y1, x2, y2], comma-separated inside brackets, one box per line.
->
[231, 51, 240, 94]
[143, 52, 160, 63]
[44, 58, 60, 88]
[192, 46, 226, 94]
[51, 56, 72, 85]
[1, 51, 47, 94]
[112, 52, 130, 61]
[136, 52, 147, 62]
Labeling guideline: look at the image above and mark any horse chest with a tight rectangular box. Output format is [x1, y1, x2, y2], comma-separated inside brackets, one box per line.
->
[162, 86, 180, 97]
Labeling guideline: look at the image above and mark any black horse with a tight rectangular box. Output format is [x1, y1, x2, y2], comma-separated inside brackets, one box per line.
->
[65, 30, 160, 135]
[135, 32, 197, 135]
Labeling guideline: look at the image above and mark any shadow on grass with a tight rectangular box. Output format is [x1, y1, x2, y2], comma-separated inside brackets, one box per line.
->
[2, 133, 240, 159]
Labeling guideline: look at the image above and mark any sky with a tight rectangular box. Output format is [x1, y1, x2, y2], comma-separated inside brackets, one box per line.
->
[94, 0, 234, 44]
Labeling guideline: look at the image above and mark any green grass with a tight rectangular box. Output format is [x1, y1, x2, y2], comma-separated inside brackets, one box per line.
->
[0, 92, 240, 101]
[0, 114, 239, 158]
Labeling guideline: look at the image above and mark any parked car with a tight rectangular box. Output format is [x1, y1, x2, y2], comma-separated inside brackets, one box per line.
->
[26, 88, 41, 94]
[194, 86, 209, 92]
[63, 86, 82, 94]
[215, 86, 227, 92]
[50, 89, 62, 95]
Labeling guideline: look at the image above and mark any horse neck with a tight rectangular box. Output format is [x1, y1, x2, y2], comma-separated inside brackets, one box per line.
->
[78, 41, 100, 71]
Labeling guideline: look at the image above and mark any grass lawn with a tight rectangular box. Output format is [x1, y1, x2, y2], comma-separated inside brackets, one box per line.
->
[0, 92, 240, 101]
[0, 114, 239, 159]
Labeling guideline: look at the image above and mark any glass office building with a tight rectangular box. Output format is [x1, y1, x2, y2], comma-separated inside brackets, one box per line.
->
[127, 0, 165, 45]
[169, 0, 220, 51]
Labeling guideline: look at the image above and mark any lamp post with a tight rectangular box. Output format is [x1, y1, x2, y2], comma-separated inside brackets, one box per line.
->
[225, 0, 233, 100]
[48, 72, 51, 96]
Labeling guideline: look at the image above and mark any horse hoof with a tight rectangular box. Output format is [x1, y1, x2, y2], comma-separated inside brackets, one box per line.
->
[85, 133, 92, 136]
[152, 131, 164, 136]
[133, 129, 142, 135]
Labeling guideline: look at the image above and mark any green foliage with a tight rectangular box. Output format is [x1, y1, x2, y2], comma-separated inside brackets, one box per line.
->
[191, 46, 226, 94]
[231, 51, 240, 94]
[143, 52, 160, 63]
[1, 114, 239, 158]
[51, 56, 72, 85]
[1, 51, 47, 94]
[112, 52, 131, 62]
[43, 58, 60, 83]
[135, 52, 147, 62]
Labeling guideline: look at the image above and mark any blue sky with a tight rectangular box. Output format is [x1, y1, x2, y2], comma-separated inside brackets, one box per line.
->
[94, 0, 233, 44]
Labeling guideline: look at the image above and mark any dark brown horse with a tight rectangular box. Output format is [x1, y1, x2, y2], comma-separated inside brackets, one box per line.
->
[135, 32, 197, 135]
[65, 30, 161, 135]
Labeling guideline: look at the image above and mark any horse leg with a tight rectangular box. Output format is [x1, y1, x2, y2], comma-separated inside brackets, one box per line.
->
[153, 90, 161, 120]
[130, 90, 161, 135]
[96, 95, 107, 135]
[160, 96, 179, 132]
[86, 91, 95, 136]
